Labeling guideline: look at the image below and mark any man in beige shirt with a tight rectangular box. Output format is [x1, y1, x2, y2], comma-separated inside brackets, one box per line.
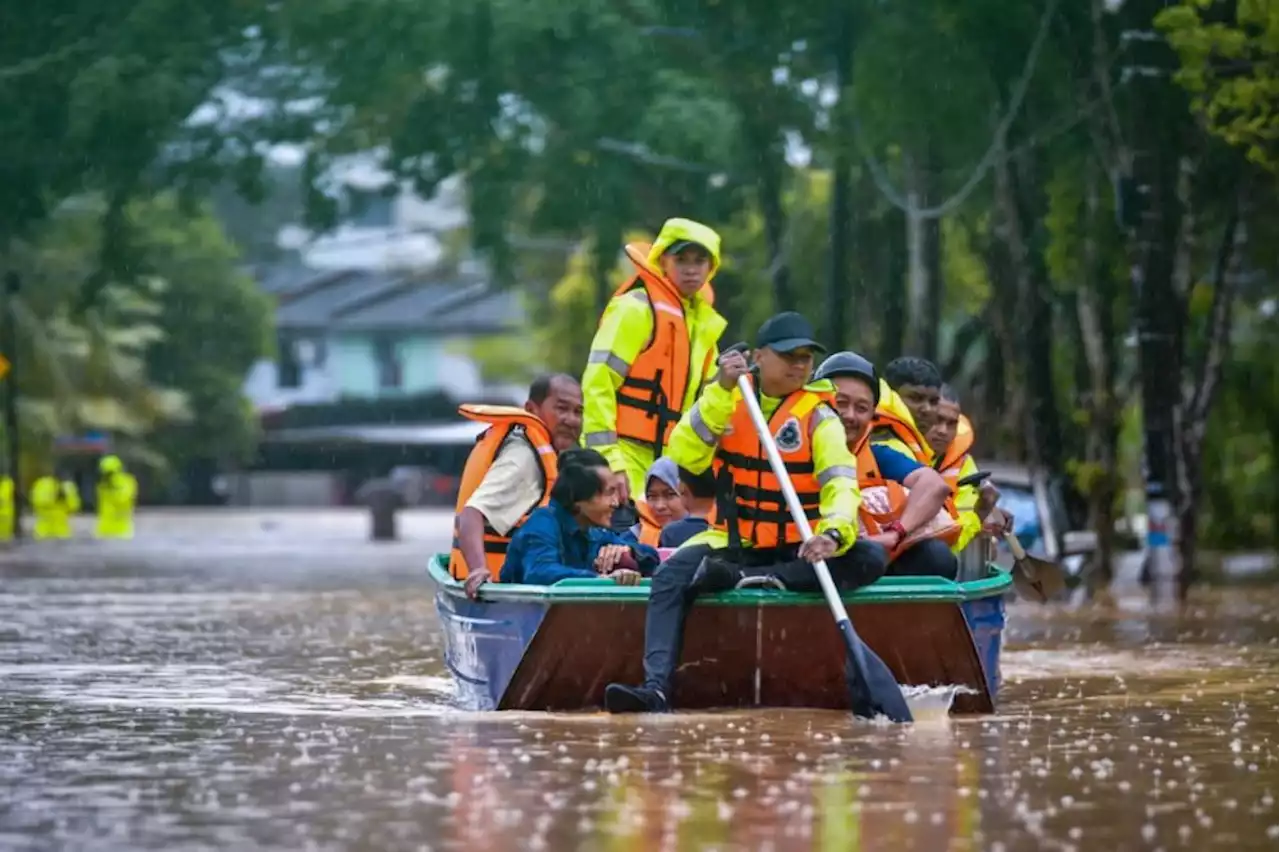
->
[457, 374, 584, 598]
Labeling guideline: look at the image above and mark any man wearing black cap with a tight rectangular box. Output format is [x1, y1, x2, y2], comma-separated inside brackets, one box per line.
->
[604, 312, 889, 713]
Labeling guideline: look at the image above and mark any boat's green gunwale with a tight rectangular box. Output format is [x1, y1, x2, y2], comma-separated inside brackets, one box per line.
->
[427, 555, 1013, 605]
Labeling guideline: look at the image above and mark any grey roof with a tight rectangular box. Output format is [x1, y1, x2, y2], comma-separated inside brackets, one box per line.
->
[273, 270, 395, 329]
[330, 276, 523, 334]
[255, 259, 524, 335]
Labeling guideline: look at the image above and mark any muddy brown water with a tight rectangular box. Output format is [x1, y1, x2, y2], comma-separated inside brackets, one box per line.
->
[0, 512, 1275, 851]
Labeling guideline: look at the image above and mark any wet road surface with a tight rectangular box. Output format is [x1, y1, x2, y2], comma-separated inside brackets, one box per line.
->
[0, 510, 1275, 851]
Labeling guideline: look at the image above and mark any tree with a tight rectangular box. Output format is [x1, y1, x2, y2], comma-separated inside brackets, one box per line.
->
[1157, 0, 1279, 173]
[0, 0, 273, 309]
[129, 196, 275, 480]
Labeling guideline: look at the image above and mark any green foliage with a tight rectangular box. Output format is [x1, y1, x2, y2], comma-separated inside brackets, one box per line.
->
[1158, 0, 1279, 173]
[129, 195, 275, 468]
[0, 195, 272, 482]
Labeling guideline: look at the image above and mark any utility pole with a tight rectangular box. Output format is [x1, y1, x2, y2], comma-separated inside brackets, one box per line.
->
[3, 271, 21, 540]
[825, 0, 856, 352]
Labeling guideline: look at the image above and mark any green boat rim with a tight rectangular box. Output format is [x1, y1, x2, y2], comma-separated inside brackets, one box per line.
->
[427, 553, 1013, 605]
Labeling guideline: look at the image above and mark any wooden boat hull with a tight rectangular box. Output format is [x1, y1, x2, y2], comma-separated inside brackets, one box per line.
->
[428, 555, 1010, 715]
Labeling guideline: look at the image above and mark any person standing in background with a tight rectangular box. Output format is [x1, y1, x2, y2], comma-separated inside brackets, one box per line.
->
[95, 455, 137, 539]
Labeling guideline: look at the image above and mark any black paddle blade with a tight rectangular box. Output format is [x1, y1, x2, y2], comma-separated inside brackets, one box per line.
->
[838, 620, 913, 723]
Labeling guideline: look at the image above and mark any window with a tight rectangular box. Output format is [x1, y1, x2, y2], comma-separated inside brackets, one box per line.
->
[374, 337, 402, 390]
[277, 331, 301, 389]
[345, 187, 394, 228]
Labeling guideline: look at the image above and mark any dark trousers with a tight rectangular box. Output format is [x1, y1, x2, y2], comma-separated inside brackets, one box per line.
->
[639, 540, 889, 695]
[888, 536, 959, 580]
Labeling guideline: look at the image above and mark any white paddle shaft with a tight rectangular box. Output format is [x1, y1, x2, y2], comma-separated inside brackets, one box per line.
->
[736, 375, 848, 625]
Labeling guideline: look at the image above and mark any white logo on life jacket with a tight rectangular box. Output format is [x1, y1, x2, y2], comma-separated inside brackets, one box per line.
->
[774, 417, 802, 452]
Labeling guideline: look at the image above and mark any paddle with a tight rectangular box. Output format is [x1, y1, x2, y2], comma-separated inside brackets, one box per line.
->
[1002, 530, 1068, 603]
[735, 372, 914, 724]
[956, 469, 1070, 602]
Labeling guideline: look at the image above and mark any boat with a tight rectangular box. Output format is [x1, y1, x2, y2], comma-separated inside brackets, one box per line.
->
[427, 554, 1012, 715]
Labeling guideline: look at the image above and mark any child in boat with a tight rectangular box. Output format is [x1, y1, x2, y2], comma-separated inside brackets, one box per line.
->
[502, 449, 661, 586]
[659, 465, 718, 548]
[603, 312, 889, 714]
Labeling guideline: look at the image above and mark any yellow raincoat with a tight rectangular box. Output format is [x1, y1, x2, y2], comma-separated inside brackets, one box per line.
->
[31, 475, 80, 539]
[581, 218, 728, 497]
[934, 415, 983, 550]
[95, 455, 137, 539]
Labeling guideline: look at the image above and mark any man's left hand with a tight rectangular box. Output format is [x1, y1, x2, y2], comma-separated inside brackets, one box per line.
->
[799, 533, 838, 564]
[981, 507, 1014, 537]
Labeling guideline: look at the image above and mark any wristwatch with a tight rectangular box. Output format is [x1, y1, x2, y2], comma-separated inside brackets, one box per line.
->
[822, 529, 844, 548]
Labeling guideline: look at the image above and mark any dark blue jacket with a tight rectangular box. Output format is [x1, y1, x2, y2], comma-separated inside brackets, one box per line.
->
[503, 499, 661, 586]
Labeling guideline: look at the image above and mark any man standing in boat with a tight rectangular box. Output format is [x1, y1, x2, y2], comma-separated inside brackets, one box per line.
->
[449, 373, 584, 599]
[813, 351, 961, 578]
[580, 218, 728, 504]
[603, 312, 889, 714]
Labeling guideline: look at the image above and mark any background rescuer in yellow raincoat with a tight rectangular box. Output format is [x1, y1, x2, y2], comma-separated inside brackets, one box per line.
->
[580, 218, 727, 501]
[96, 455, 137, 539]
[31, 472, 80, 539]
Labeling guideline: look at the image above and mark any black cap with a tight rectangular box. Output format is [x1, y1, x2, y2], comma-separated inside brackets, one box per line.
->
[755, 311, 825, 354]
[665, 240, 710, 257]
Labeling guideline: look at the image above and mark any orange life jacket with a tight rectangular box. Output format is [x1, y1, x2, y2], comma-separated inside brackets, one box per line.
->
[607, 243, 717, 452]
[715, 388, 833, 549]
[934, 414, 975, 492]
[870, 406, 931, 464]
[853, 431, 961, 558]
[634, 500, 663, 547]
[448, 404, 558, 580]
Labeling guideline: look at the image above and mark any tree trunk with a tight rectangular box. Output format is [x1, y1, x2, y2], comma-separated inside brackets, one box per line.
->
[1075, 163, 1122, 587]
[1173, 182, 1246, 598]
[591, 220, 623, 316]
[879, 207, 907, 364]
[993, 145, 1063, 470]
[753, 130, 791, 312]
[903, 154, 931, 357]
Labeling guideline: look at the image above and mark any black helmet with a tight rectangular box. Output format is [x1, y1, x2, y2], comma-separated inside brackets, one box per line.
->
[813, 351, 880, 404]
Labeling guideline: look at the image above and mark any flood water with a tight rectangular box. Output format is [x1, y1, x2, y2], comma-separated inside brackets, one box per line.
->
[1, 513, 1276, 851]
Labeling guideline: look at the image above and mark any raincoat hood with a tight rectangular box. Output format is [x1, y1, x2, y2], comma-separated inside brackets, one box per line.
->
[646, 218, 723, 279]
[99, 454, 123, 474]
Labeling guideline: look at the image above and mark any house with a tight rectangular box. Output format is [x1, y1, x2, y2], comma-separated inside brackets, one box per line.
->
[237, 157, 531, 412]
[242, 265, 524, 413]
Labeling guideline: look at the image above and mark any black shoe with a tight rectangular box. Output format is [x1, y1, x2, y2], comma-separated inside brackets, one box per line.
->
[604, 683, 670, 713]
[691, 556, 742, 593]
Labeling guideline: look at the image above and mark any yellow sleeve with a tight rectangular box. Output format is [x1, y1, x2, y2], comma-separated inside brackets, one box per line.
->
[810, 410, 860, 555]
[952, 455, 983, 551]
[580, 292, 653, 473]
[664, 381, 737, 474]
[63, 483, 82, 512]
